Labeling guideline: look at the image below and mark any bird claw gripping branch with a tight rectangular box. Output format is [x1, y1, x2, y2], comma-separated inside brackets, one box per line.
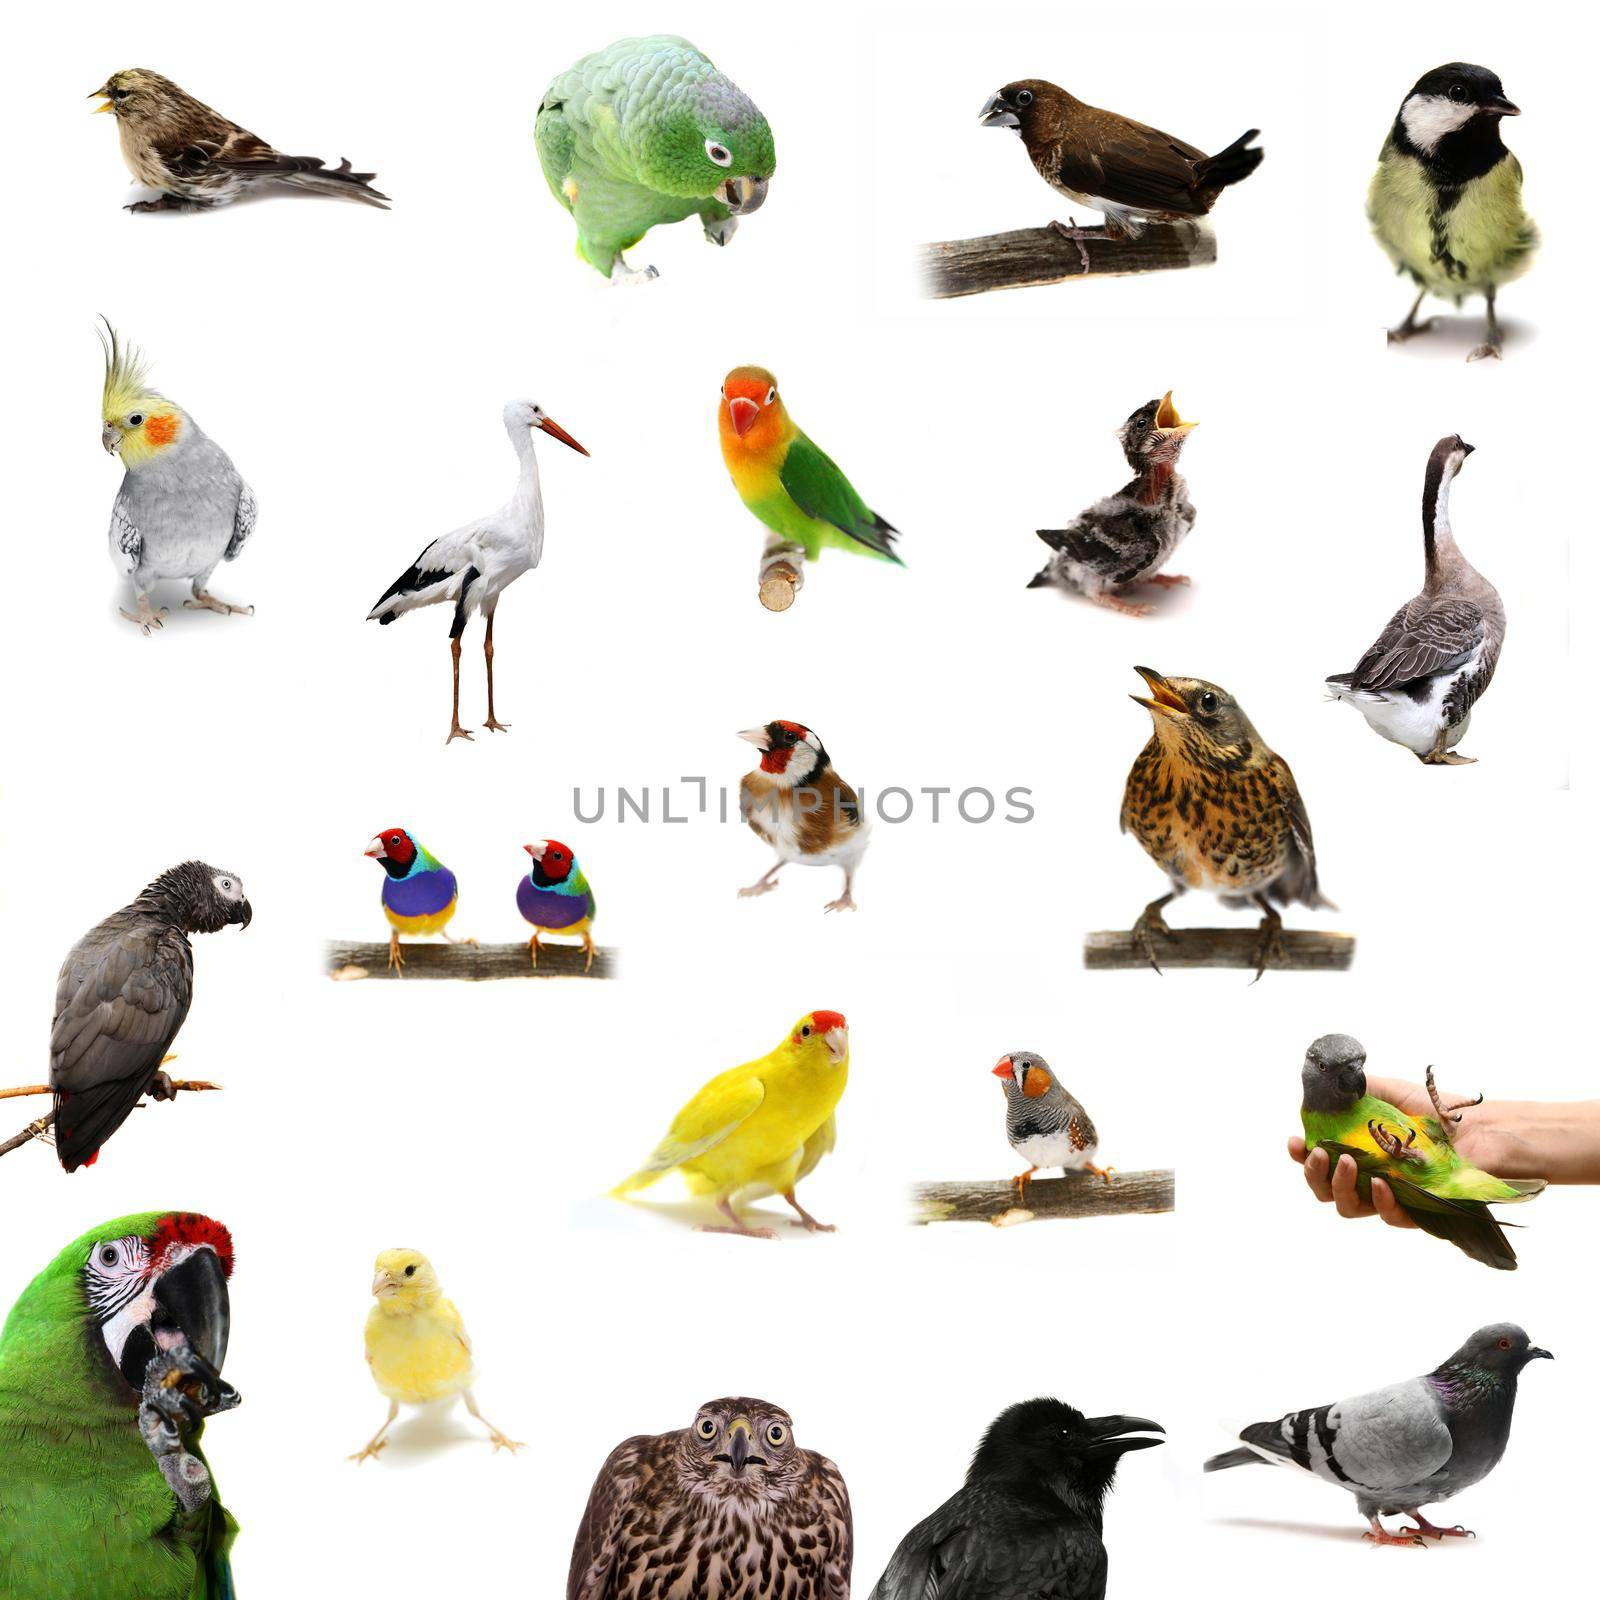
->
[138, 1345, 241, 1512]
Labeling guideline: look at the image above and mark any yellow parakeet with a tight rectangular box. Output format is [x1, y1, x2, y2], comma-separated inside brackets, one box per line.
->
[613, 1010, 850, 1237]
[349, 1249, 522, 1463]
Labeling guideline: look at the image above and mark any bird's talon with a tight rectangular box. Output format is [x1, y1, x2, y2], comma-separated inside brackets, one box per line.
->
[446, 724, 476, 744]
[483, 717, 512, 732]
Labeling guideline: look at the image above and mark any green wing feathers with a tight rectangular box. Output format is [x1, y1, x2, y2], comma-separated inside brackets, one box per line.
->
[780, 433, 902, 563]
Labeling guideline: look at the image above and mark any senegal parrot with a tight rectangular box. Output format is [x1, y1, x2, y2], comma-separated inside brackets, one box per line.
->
[0, 1211, 241, 1599]
[535, 35, 775, 281]
[1300, 1034, 1544, 1270]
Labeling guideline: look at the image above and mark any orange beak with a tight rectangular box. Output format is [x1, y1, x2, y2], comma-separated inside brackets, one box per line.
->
[535, 415, 589, 456]
[991, 1057, 1015, 1081]
[1131, 666, 1188, 719]
[729, 397, 760, 438]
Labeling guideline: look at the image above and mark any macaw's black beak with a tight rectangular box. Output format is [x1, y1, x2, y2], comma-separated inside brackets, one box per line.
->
[117, 1247, 238, 1416]
[1082, 1414, 1166, 1459]
[231, 900, 252, 929]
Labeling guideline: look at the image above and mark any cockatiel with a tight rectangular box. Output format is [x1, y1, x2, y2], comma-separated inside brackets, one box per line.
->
[1030, 394, 1197, 615]
[1326, 436, 1504, 764]
[99, 320, 257, 633]
[350, 1248, 522, 1463]
[738, 721, 870, 912]
[536, 36, 775, 281]
[568, 1397, 853, 1600]
[0, 1211, 240, 1600]
[613, 1010, 850, 1238]
[1299, 1033, 1544, 1271]
[91, 68, 388, 211]
[1121, 667, 1329, 978]
[365, 826, 463, 971]
[1205, 1324, 1550, 1545]
[992, 1053, 1111, 1201]
[1370, 64, 1536, 361]
[719, 367, 903, 604]
[518, 839, 597, 969]
[869, 1399, 1164, 1600]
[50, 861, 251, 1172]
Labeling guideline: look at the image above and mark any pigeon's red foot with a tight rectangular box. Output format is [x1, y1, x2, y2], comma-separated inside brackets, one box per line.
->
[1407, 1515, 1474, 1540]
[1364, 1520, 1425, 1548]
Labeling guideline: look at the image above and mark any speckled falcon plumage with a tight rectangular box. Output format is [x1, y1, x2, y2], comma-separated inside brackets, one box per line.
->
[567, 1397, 852, 1600]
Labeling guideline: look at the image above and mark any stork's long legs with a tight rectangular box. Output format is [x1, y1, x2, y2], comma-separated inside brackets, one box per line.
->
[483, 604, 510, 732]
[447, 636, 473, 744]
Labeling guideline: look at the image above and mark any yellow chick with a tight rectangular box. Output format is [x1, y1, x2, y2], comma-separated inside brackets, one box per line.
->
[349, 1248, 522, 1463]
[613, 1010, 850, 1238]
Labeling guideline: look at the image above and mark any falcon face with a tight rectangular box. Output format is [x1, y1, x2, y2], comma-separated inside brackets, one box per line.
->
[679, 1398, 806, 1505]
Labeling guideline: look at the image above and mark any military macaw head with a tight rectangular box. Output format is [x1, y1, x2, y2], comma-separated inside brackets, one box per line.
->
[367, 826, 420, 878]
[1129, 668, 1264, 772]
[992, 1052, 1054, 1099]
[370, 1248, 441, 1308]
[0, 1211, 238, 1429]
[738, 719, 827, 785]
[98, 317, 186, 469]
[783, 1010, 848, 1067]
[1118, 392, 1196, 468]
[1301, 1033, 1369, 1111]
[635, 70, 774, 211]
[523, 839, 578, 886]
[719, 366, 787, 450]
[1398, 63, 1519, 153]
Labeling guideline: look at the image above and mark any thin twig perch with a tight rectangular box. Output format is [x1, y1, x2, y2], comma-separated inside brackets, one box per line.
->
[1, 1079, 221, 1160]
[1083, 927, 1355, 972]
[920, 221, 1216, 299]
[325, 941, 617, 981]
[913, 1169, 1174, 1225]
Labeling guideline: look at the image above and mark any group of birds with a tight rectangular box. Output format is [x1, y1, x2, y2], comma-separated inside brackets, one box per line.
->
[366, 828, 597, 970]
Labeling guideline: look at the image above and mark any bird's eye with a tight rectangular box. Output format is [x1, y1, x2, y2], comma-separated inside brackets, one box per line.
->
[697, 1417, 718, 1439]
[705, 140, 733, 167]
[764, 387, 776, 406]
[801, 1024, 812, 1037]
[1015, 89, 1034, 107]
[766, 1423, 788, 1446]
[1498, 1337, 1512, 1349]
[128, 413, 144, 427]
[1449, 83, 1470, 103]
[404, 1264, 416, 1277]
[1199, 692, 1219, 714]
[99, 1246, 118, 1267]
[112, 88, 129, 101]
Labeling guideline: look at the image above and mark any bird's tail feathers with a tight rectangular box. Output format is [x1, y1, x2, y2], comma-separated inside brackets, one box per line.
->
[277, 157, 391, 209]
[610, 1150, 677, 1198]
[1195, 130, 1263, 191]
[1499, 1177, 1548, 1200]
[1203, 1445, 1268, 1473]
[1381, 1168, 1520, 1270]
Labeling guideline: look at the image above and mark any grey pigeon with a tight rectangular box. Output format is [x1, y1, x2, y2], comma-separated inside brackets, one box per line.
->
[50, 861, 251, 1171]
[1205, 1323, 1549, 1544]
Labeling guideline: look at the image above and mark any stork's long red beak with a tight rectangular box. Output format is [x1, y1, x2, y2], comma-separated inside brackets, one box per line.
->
[537, 415, 590, 456]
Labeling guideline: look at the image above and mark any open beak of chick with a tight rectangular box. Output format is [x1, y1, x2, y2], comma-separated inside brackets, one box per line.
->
[1131, 667, 1189, 720]
[978, 92, 1021, 129]
[1153, 391, 1197, 437]
[535, 415, 590, 457]
[716, 176, 768, 215]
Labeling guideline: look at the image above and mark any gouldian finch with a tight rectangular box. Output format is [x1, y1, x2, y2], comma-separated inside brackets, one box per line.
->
[91, 68, 388, 211]
[351, 1248, 522, 1463]
[719, 368, 903, 601]
[518, 839, 596, 969]
[99, 320, 257, 632]
[366, 827, 464, 971]
[1300, 1034, 1544, 1270]
[535, 36, 775, 282]
[0, 1212, 240, 1600]
[52, 861, 250, 1171]
[614, 1010, 850, 1238]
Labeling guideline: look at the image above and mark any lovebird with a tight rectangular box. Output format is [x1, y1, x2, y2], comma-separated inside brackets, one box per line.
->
[518, 839, 597, 970]
[719, 367, 903, 599]
[0, 1212, 241, 1599]
[351, 1249, 522, 1463]
[100, 319, 256, 633]
[1300, 1033, 1544, 1270]
[614, 1010, 850, 1238]
[536, 36, 775, 282]
[366, 825, 462, 970]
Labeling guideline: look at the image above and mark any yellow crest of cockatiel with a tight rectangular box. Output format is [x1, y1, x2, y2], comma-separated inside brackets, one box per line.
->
[613, 1010, 850, 1237]
[99, 317, 181, 467]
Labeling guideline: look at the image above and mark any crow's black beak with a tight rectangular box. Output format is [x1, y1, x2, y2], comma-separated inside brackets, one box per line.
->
[1083, 1414, 1166, 1457]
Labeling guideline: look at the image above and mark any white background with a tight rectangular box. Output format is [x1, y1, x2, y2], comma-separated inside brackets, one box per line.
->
[1, 0, 1590, 1595]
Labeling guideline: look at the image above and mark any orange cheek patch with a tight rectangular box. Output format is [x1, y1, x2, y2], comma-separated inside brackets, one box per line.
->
[1022, 1068, 1053, 1098]
[144, 413, 179, 446]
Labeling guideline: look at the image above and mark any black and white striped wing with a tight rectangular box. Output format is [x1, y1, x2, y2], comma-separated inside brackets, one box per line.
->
[1346, 595, 1484, 692]
[225, 480, 257, 561]
[109, 501, 142, 576]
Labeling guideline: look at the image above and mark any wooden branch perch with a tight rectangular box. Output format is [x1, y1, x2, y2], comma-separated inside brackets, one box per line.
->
[913, 1169, 1174, 1225]
[325, 941, 617, 981]
[1, 1079, 221, 1160]
[920, 221, 1216, 299]
[1083, 928, 1356, 972]
[758, 538, 806, 613]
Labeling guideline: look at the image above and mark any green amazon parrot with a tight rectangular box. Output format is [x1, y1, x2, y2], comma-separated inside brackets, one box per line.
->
[1301, 1035, 1544, 1271]
[535, 35, 776, 282]
[0, 1211, 240, 1598]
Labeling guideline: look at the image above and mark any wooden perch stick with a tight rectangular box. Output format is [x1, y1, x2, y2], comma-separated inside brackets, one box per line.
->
[920, 221, 1216, 299]
[913, 1169, 1174, 1225]
[1083, 927, 1356, 972]
[325, 940, 617, 981]
[1, 1079, 221, 1160]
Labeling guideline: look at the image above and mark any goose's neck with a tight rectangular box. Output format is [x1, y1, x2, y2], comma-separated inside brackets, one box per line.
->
[1422, 461, 1461, 581]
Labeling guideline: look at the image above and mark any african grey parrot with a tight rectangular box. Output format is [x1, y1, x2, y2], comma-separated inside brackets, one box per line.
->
[1205, 1323, 1549, 1544]
[50, 861, 251, 1171]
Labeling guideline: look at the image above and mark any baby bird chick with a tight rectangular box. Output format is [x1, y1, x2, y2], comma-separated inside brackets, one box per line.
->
[993, 1053, 1112, 1202]
[738, 721, 870, 912]
[350, 1249, 521, 1463]
[1030, 393, 1197, 615]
